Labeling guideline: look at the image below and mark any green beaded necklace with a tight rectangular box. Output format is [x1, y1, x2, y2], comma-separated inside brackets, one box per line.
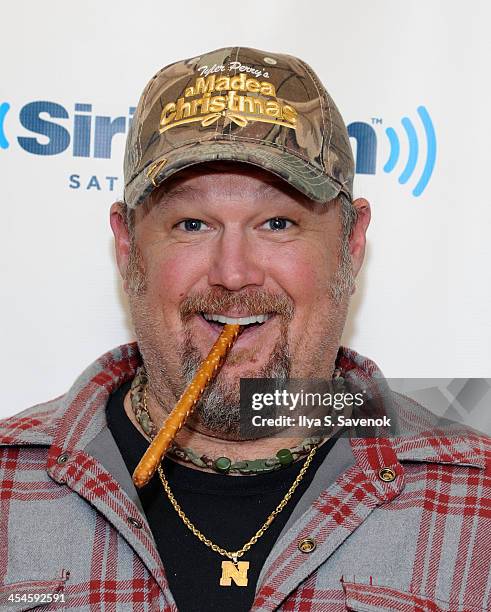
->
[129, 366, 342, 475]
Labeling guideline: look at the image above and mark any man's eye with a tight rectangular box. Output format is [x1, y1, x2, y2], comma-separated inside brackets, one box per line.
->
[176, 219, 209, 232]
[263, 217, 293, 231]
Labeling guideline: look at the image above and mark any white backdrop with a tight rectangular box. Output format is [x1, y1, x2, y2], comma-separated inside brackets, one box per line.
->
[2, 0, 490, 417]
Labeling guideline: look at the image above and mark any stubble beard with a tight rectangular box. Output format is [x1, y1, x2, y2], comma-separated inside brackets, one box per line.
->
[179, 321, 292, 439]
[126, 237, 351, 440]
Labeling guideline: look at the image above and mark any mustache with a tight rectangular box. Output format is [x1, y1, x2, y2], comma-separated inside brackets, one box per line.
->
[180, 288, 295, 322]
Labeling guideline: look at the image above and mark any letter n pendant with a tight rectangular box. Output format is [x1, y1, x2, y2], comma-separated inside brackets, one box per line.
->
[219, 560, 250, 587]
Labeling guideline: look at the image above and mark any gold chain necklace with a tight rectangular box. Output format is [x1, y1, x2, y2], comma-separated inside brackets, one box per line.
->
[156, 445, 317, 587]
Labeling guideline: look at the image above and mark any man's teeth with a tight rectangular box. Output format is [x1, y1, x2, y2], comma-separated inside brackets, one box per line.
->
[203, 313, 271, 325]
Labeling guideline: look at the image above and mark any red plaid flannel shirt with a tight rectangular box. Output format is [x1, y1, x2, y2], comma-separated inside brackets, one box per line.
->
[0, 343, 490, 611]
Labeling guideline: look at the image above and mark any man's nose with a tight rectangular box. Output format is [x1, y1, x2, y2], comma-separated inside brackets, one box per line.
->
[207, 229, 265, 290]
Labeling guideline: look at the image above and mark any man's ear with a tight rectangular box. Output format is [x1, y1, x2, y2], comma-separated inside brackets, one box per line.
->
[110, 202, 131, 288]
[349, 197, 371, 279]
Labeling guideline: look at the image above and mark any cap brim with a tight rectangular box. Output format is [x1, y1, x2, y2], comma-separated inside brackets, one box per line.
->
[125, 140, 343, 209]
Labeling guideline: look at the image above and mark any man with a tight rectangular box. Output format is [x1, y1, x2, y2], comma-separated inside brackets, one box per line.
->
[0, 47, 489, 611]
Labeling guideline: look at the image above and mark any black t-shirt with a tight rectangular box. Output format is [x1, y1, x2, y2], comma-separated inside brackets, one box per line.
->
[106, 381, 336, 612]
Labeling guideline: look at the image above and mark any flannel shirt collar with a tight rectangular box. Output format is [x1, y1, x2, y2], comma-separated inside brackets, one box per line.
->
[0, 342, 486, 471]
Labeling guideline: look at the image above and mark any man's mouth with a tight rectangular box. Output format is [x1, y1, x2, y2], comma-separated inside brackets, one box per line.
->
[198, 312, 274, 340]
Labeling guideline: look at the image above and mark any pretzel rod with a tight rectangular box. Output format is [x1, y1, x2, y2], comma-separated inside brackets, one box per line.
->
[132, 323, 242, 488]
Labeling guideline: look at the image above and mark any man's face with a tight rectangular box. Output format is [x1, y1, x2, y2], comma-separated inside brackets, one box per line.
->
[111, 163, 369, 438]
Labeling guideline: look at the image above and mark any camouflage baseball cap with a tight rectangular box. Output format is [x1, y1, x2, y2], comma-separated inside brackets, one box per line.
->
[124, 46, 354, 209]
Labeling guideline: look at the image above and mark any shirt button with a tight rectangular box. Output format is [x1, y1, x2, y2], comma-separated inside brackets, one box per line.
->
[56, 452, 70, 465]
[127, 517, 143, 529]
[378, 467, 397, 482]
[298, 538, 316, 553]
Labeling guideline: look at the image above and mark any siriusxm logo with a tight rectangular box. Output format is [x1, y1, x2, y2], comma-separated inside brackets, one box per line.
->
[0, 101, 135, 158]
[0, 100, 436, 196]
[348, 106, 436, 197]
